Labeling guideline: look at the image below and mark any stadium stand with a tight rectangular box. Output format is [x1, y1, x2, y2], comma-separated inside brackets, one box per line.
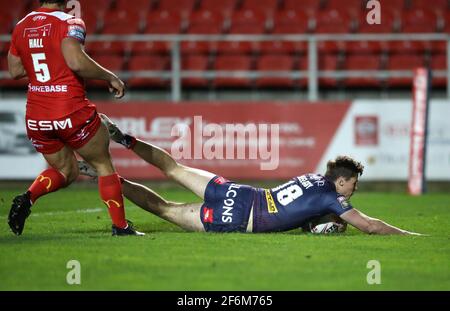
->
[0, 0, 448, 91]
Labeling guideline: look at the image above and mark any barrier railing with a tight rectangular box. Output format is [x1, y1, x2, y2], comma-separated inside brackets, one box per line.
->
[1, 33, 449, 101]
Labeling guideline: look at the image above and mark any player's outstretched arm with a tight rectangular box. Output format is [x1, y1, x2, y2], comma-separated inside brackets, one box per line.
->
[340, 208, 422, 235]
[7, 52, 27, 80]
[61, 38, 125, 98]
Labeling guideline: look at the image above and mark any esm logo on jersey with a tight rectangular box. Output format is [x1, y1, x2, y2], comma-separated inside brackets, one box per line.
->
[27, 118, 73, 131]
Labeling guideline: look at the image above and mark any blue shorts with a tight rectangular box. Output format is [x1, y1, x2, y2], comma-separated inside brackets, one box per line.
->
[200, 176, 255, 233]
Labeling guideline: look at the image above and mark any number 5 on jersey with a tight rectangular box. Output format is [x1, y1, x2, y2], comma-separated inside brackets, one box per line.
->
[32, 53, 51, 82]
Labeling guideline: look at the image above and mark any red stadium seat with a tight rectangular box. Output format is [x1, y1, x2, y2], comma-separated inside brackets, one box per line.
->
[115, 0, 151, 15]
[7, 1, 28, 19]
[256, 54, 295, 87]
[319, 54, 341, 87]
[284, 0, 322, 13]
[241, 0, 279, 16]
[229, 9, 268, 34]
[81, 10, 101, 34]
[318, 41, 346, 54]
[187, 10, 225, 34]
[382, 0, 406, 10]
[346, 41, 387, 54]
[158, 0, 197, 16]
[356, 10, 398, 33]
[85, 41, 129, 56]
[216, 41, 255, 54]
[272, 10, 310, 34]
[214, 55, 253, 87]
[0, 12, 13, 34]
[410, 0, 448, 10]
[200, 0, 238, 16]
[131, 41, 171, 54]
[86, 55, 124, 87]
[387, 54, 425, 86]
[387, 40, 431, 54]
[102, 11, 142, 34]
[127, 55, 170, 87]
[314, 10, 351, 34]
[401, 9, 438, 33]
[344, 54, 383, 87]
[144, 10, 182, 34]
[256, 41, 304, 55]
[326, 0, 365, 11]
[429, 53, 447, 87]
[181, 41, 214, 55]
[79, 0, 111, 17]
[182, 54, 210, 87]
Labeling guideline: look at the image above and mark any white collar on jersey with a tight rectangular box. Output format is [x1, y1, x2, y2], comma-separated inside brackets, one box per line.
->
[17, 10, 74, 25]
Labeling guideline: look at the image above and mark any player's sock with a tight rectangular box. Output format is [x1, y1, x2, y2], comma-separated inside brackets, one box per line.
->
[28, 168, 66, 204]
[98, 173, 128, 229]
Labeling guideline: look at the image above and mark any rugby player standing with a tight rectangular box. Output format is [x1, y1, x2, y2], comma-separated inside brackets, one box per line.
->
[79, 115, 422, 236]
[7, 0, 143, 236]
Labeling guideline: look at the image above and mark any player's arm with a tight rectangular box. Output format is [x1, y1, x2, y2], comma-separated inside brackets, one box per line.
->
[340, 208, 422, 235]
[61, 38, 125, 98]
[7, 51, 27, 80]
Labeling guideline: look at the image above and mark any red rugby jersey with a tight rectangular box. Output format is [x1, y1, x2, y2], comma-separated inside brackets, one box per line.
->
[9, 8, 90, 119]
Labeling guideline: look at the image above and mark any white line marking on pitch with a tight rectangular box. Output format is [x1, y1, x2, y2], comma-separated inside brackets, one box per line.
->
[0, 208, 103, 219]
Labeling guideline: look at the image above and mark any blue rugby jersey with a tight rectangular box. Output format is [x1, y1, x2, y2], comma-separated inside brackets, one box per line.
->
[253, 174, 353, 233]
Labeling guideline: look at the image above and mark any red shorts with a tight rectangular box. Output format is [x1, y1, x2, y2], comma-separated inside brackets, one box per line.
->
[26, 104, 101, 154]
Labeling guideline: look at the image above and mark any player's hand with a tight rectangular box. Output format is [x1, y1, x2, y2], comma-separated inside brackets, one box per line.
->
[108, 76, 125, 99]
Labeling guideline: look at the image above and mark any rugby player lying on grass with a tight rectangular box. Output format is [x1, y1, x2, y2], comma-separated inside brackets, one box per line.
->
[79, 114, 422, 235]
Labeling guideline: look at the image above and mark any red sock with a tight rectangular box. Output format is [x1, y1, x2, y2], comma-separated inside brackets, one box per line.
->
[99, 173, 127, 229]
[28, 168, 66, 203]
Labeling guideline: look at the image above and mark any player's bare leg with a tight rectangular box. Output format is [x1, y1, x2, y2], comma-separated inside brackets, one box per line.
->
[100, 114, 215, 199]
[121, 180, 204, 232]
[76, 122, 144, 236]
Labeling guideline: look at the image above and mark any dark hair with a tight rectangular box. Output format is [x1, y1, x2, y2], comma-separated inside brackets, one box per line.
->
[325, 155, 364, 182]
[40, 0, 66, 4]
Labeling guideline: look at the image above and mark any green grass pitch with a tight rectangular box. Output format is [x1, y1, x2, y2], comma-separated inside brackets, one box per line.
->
[0, 186, 449, 290]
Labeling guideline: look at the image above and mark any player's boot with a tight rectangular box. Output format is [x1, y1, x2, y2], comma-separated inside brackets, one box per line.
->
[78, 160, 98, 179]
[112, 220, 145, 236]
[8, 192, 32, 236]
[99, 113, 136, 149]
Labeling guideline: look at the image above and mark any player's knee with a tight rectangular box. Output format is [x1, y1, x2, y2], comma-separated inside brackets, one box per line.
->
[61, 163, 79, 185]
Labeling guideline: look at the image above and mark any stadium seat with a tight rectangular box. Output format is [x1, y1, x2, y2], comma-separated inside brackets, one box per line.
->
[429, 53, 447, 87]
[102, 10, 142, 34]
[387, 40, 431, 54]
[442, 11, 450, 33]
[79, 0, 111, 17]
[314, 10, 351, 33]
[182, 54, 210, 87]
[158, 0, 197, 16]
[85, 41, 129, 56]
[115, 0, 151, 15]
[186, 10, 225, 34]
[228, 9, 268, 34]
[319, 54, 341, 87]
[410, 0, 448, 11]
[144, 10, 183, 34]
[214, 54, 253, 87]
[344, 54, 383, 87]
[284, 0, 322, 13]
[87, 55, 124, 87]
[346, 41, 387, 54]
[356, 10, 398, 33]
[181, 41, 214, 55]
[326, 0, 364, 11]
[400, 9, 438, 33]
[127, 55, 170, 87]
[216, 41, 255, 55]
[199, 0, 238, 16]
[7, 1, 28, 19]
[256, 54, 296, 87]
[256, 41, 304, 55]
[318, 41, 346, 54]
[81, 10, 101, 34]
[241, 0, 279, 16]
[272, 10, 310, 34]
[0, 12, 13, 34]
[382, 0, 406, 10]
[387, 54, 426, 86]
[131, 41, 171, 55]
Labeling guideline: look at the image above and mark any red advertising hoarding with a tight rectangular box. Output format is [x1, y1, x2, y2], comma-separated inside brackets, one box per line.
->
[95, 102, 350, 180]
